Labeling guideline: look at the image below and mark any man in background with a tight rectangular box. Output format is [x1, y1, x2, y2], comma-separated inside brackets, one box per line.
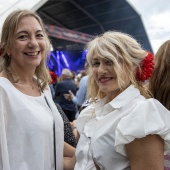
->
[54, 68, 77, 122]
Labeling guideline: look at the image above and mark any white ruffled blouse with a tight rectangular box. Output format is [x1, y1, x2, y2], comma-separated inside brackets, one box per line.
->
[0, 77, 64, 170]
[75, 85, 170, 170]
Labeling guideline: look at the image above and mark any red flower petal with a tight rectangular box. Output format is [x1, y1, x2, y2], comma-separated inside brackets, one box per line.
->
[136, 51, 154, 82]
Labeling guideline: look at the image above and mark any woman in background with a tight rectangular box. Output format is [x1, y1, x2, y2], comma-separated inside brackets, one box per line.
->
[149, 40, 170, 169]
[149, 40, 170, 110]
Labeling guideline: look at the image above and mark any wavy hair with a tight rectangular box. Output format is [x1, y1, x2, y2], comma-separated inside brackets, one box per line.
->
[86, 31, 150, 101]
[0, 9, 51, 90]
[149, 40, 170, 110]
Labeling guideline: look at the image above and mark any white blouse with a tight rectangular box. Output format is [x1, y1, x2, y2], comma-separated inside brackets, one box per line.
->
[75, 85, 170, 170]
[0, 77, 64, 170]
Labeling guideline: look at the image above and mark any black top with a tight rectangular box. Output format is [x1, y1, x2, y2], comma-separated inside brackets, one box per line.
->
[56, 104, 77, 148]
[54, 78, 77, 113]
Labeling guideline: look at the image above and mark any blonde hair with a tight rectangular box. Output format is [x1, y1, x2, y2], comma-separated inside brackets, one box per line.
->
[0, 9, 51, 90]
[86, 31, 150, 101]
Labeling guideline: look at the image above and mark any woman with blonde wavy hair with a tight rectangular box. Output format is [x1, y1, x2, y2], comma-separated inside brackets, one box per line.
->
[0, 9, 64, 170]
[67, 31, 170, 170]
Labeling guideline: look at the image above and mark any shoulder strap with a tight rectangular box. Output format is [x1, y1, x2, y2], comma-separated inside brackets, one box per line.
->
[42, 91, 56, 170]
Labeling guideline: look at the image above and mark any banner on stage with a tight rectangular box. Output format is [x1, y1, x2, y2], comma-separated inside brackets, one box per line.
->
[45, 24, 93, 44]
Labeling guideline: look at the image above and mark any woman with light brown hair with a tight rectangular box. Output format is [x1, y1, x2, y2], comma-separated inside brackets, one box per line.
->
[149, 40, 170, 110]
[0, 9, 65, 170]
[149, 40, 170, 169]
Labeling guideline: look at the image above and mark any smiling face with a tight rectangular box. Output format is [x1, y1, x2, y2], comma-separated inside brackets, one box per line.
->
[8, 16, 46, 70]
[92, 55, 131, 101]
[86, 31, 149, 101]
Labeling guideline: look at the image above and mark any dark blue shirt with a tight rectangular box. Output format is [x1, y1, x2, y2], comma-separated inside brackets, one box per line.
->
[54, 78, 77, 112]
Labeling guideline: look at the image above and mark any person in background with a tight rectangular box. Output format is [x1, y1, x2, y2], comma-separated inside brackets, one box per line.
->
[49, 70, 58, 99]
[75, 70, 87, 89]
[0, 9, 64, 170]
[65, 31, 170, 170]
[48, 70, 77, 147]
[64, 62, 89, 111]
[71, 71, 76, 82]
[149, 40, 170, 169]
[56, 103, 77, 148]
[54, 68, 77, 122]
[149, 40, 170, 109]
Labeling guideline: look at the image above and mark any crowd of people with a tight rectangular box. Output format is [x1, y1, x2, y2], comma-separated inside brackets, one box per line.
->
[0, 9, 170, 170]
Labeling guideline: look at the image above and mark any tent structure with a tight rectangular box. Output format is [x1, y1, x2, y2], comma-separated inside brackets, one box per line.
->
[0, 0, 153, 74]
[0, 0, 48, 32]
[37, 0, 152, 52]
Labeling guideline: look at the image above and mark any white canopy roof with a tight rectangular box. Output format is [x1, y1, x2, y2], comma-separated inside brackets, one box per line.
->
[0, 0, 48, 37]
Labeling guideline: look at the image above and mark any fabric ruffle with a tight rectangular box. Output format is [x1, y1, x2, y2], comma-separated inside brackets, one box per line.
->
[76, 103, 95, 134]
[115, 98, 170, 156]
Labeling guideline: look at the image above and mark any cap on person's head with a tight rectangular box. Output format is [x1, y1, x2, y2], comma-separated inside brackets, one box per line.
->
[61, 68, 72, 78]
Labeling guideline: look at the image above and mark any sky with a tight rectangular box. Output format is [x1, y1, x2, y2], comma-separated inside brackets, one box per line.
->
[0, 0, 170, 54]
[127, 0, 170, 54]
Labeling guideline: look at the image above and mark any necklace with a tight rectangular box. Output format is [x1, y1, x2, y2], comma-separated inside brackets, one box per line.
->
[17, 80, 35, 90]
[7, 66, 38, 90]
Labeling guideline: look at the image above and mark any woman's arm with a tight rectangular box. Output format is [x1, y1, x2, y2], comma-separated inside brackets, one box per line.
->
[72, 128, 80, 142]
[63, 142, 76, 170]
[64, 141, 75, 157]
[71, 120, 80, 142]
[63, 121, 80, 170]
[126, 134, 164, 170]
[64, 155, 76, 170]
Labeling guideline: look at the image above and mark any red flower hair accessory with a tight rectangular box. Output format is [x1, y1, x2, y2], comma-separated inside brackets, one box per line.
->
[49, 71, 58, 84]
[136, 51, 154, 82]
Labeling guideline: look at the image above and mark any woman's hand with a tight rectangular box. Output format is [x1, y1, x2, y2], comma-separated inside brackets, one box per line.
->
[64, 90, 74, 101]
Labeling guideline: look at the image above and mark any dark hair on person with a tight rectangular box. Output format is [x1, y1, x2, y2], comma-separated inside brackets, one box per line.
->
[149, 40, 170, 110]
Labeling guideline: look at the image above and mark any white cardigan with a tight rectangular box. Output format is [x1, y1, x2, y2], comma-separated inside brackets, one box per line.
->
[0, 77, 64, 170]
